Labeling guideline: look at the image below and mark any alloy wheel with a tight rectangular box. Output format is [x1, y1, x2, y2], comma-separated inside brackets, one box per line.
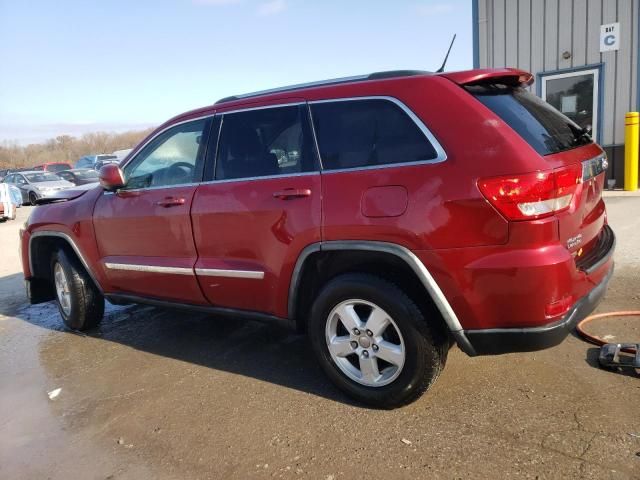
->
[325, 299, 405, 387]
[54, 262, 72, 316]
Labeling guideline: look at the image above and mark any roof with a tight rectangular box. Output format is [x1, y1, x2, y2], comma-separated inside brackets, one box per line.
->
[214, 70, 431, 105]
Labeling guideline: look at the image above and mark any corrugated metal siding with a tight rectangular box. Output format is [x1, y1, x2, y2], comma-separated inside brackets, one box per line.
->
[476, 0, 639, 146]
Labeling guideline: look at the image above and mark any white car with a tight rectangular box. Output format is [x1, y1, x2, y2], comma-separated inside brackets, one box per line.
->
[0, 183, 20, 220]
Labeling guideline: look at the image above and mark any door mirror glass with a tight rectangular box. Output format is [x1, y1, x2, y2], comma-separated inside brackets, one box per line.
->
[99, 164, 126, 191]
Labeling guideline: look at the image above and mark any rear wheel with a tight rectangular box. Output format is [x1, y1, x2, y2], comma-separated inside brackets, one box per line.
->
[51, 249, 104, 330]
[309, 273, 447, 408]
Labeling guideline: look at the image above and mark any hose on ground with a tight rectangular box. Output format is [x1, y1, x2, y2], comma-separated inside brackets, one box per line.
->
[575, 311, 640, 354]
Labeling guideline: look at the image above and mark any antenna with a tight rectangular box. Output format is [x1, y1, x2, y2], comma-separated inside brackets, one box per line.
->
[436, 34, 457, 73]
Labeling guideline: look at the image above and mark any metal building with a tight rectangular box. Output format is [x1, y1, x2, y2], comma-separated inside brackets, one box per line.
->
[473, 0, 640, 186]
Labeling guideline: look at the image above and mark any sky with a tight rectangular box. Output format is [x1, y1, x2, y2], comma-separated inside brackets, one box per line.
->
[0, 0, 472, 144]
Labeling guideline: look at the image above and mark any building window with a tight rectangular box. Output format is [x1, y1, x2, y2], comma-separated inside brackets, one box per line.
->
[540, 68, 600, 143]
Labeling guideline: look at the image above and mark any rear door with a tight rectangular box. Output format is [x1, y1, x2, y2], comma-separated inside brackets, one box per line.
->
[93, 117, 213, 303]
[191, 103, 321, 317]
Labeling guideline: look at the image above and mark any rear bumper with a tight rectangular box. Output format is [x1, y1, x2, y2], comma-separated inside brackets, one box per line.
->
[464, 256, 614, 356]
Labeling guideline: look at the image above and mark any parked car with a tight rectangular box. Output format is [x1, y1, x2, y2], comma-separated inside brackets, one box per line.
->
[75, 154, 118, 170]
[56, 169, 100, 186]
[8, 184, 22, 208]
[112, 149, 132, 162]
[32, 162, 73, 173]
[0, 169, 9, 182]
[4, 171, 75, 205]
[19, 68, 614, 407]
[0, 183, 18, 221]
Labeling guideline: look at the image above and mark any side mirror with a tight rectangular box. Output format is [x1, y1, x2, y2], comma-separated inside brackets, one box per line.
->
[99, 164, 126, 191]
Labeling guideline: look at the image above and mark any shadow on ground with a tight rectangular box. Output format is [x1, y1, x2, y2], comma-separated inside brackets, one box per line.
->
[10, 293, 360, 406]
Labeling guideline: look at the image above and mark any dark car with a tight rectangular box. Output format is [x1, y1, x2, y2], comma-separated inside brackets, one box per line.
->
[56, 169, 100, 186]
[20, 68, 614, 407]
[75, 154, 118, 170]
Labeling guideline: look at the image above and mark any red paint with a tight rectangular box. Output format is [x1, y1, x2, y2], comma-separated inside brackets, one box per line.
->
[20, 69, 613, 340]
[98, 164, 126, 190]
[361, 186, 408, 218]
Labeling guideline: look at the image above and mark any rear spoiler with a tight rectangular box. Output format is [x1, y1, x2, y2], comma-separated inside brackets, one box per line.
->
[438, 68, 534, 87]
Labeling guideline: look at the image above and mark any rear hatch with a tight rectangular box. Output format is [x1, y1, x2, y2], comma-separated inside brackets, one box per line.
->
[443, 70, 609, 267]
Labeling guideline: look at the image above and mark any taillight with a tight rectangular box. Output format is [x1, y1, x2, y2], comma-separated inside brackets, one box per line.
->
[478, 164, 582, 221]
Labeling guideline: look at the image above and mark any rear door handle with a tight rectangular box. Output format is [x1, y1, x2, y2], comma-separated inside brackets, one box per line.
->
[272, 188, 312, 200]
[156, 197, 186, 207]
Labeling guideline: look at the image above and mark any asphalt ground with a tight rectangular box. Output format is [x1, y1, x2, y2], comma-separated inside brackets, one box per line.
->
[0, 199, 638, 479]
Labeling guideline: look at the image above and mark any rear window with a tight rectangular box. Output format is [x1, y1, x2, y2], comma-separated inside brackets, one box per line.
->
[310, 99, 438, 170]
[467, 84, 592, 155]
[46, 163, 72, 172]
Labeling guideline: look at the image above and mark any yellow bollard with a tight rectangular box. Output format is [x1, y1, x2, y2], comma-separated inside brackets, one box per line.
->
[624, 112, 639, 191]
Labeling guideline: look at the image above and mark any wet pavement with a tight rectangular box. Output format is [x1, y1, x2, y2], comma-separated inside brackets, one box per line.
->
[1, 202, 639, 479]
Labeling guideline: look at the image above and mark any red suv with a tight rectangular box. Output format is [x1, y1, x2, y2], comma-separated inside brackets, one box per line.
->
[20, 69, 615, 407]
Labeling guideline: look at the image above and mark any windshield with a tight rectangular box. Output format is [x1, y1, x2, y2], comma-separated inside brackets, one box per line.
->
[466, 83, 593, 155]
[75, 170, 99, 179]
[97, 155, 118, 161]
[25, 172, 61, 182]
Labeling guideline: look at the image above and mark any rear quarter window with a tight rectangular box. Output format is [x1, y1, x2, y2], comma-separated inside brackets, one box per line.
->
[310, 98, 439, 170]
[467, 84, 592, 155]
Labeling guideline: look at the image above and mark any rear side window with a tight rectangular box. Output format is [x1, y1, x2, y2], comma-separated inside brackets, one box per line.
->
[216, 105, 317, 181]
[310, 99, 438, 170]
[467, 84, 592, 155]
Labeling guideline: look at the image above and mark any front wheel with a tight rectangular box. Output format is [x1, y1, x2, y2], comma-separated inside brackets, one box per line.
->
[309, 273, 447, 408]
[51, 249, 104, 330]
[29, 191, 38, 206]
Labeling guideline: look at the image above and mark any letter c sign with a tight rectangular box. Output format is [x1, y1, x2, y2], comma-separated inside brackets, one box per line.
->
[600, 23, 620, 52]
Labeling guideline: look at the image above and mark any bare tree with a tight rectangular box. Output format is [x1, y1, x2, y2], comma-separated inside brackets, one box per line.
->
[0, 128, 154, 169]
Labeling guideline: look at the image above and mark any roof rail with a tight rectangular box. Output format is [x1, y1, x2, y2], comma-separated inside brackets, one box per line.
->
[214, 70, 430, 105]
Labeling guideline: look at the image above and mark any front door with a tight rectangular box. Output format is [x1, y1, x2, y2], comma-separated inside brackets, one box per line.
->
[191, 103, 321, 317]
[541, 68, 600, 141]
[93, 117, 212, 304]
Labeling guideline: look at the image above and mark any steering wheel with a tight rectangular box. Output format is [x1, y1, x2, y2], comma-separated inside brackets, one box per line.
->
[165, 161, 195, 184]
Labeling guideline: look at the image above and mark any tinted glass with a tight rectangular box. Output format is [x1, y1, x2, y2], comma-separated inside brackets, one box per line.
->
[310, 99, 438, 170]
[467, 84, 593, 155]
[46, 163, 71, 172]
[97, 155, 117, 161]
[216, 105, 316, 180]
[124, 119, 208, 189]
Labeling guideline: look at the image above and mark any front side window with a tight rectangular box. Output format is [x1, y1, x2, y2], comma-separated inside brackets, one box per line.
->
[124, 119, 208, 189]
[215, 105, 317, 180]
[310, 99, 438, 170]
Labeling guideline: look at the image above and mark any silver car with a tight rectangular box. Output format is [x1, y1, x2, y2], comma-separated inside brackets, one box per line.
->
[3, 171, 75, 205]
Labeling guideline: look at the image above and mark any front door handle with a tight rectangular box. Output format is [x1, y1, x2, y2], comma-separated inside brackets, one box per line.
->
[272, 188, 312, 200]
[156, 197, 186, 208]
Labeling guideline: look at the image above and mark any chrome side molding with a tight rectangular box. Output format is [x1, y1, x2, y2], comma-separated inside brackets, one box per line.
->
[104, 263, 194, 275]
[195, 268, 264, 279]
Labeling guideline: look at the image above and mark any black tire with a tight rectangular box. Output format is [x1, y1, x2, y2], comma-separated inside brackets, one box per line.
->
[51, 249, 104, 330]
[29, 192, 38, 206]
[309, 273, 448, 409]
